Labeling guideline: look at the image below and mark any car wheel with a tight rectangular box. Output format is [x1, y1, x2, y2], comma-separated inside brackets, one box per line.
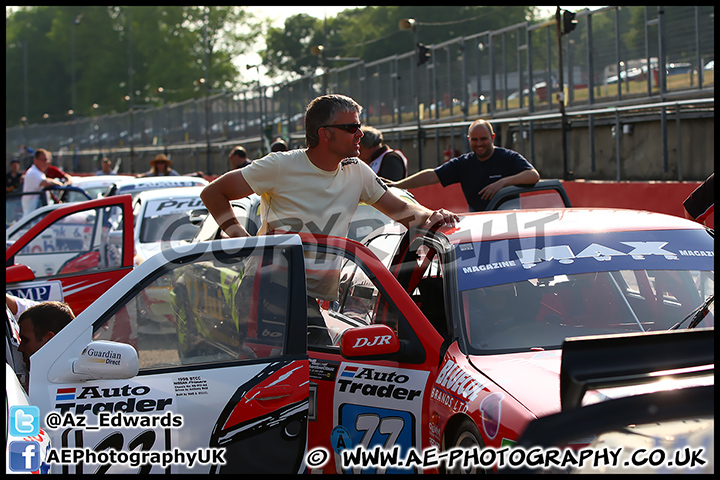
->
[444, 418, 491, 474]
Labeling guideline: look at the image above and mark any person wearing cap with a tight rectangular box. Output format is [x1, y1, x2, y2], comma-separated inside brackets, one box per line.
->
[228, 146, 252, 170]
[138, 153, 180, 177]
[270, 137, 289, 152]
[6, 158, 24, 192]
[358, 126, 408, 181]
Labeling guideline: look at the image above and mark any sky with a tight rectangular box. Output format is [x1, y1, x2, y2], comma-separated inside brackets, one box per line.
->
[240, 6, 585, 84]
[7, 6, 585, 84]
[240, 6, 349, 84]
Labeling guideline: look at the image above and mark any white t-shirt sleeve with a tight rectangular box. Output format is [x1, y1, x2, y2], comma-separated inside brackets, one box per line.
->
[240, 153, 280, 195]
[12, 296, 38, 321]
[356, 160, 388, 206]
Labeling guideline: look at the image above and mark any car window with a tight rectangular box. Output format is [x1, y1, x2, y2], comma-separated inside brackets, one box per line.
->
[364, 231, 405, 267]
[191, 202, 259, 242]
[319, 252, 403, 346]
[461, 269, 714, 351]
[10, 204, 126, 278]
[454, 229, 714, 352]
[92, 245, 293, 370]
[139, 201, 202, 243]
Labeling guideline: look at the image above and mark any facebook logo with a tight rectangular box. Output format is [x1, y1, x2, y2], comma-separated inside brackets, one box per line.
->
[9, 441, 41, 472]
[9, 405, 40, 436]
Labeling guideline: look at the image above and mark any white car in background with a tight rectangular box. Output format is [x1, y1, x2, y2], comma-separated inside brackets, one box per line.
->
[130, 186, 208, 336]
[131, 186, 208, 266]
[104, 175, 208, 200]
[61, 174, 135, 201]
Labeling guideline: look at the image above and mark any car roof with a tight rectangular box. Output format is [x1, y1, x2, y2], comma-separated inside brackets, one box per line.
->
[440, 208, 708, 244]
[133, 185, 206, 201]
[110, 176, 209, 193]
[72, 175, 135, 187]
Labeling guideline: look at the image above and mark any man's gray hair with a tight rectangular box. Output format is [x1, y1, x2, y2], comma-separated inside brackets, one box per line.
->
[305, 94, 363, 148]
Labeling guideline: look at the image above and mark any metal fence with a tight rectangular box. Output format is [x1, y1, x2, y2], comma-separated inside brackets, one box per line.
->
[6, 6, 715, 177]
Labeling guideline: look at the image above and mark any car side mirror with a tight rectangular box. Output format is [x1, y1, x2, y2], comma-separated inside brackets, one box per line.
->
[71, 340, 139, 380]
[340, 324, 400, 359]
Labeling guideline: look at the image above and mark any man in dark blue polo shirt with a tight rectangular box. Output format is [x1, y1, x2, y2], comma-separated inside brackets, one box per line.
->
[387, 119, 539, 212]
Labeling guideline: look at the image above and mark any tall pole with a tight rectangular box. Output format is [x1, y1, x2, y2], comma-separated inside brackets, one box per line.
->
[203, 7, 212, 174]
[71, 15, 82, 172]
[555, 7, 570, 180]
[21, 41, 28, 128]
[400, 18, 424, 171]
[127, 9, 135, 173]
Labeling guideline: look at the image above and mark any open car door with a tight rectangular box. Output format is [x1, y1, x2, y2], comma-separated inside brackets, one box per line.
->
[27, 234, 309, 474]
[6, 194, 134, 315]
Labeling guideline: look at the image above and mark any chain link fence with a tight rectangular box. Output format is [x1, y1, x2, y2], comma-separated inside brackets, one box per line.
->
[6, 6, 714, 179]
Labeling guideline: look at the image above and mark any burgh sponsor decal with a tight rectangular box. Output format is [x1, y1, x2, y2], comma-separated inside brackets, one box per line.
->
[434, 359, 485, 402]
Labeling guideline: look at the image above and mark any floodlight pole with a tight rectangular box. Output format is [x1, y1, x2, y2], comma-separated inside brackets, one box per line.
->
[556, 7, 571, 180]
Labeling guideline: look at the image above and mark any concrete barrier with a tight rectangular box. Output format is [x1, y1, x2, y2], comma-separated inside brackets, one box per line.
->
[402, 180, 713, 229]
[78, 172, 712, 229]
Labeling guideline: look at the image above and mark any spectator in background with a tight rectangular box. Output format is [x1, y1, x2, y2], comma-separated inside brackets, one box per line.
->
[22, 148, 65, 213]
[683, 172, 714, 225]
[137, 153, 180, 177]
[6, 158, 23, 192]
[6, 293, 37, 323]
[45, 155, 73, 186]
[270, 137, 289, 152]
[386, 119, 540, 212]
[444, 145, 461, 163]
[95, 157, 115, 175]
[358, 126, 408, 182]
[228, 146, 252, 170]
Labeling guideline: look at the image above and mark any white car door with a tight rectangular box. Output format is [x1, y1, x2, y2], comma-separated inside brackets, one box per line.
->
[27, 235, 309, 474]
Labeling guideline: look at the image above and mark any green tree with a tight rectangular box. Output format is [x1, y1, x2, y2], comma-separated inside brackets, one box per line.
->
[5, 6, 262, 126]
[259, 6, 535, 81]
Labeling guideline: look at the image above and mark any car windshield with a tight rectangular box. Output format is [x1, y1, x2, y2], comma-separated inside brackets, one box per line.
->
[139, 198, 205, 243]
[456, 229, 714, 352]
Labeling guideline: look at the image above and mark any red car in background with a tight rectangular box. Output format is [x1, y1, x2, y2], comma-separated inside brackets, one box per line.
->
[6, 194, 135, 315]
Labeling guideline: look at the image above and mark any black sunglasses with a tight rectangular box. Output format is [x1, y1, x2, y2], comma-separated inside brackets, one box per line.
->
[321, 123, 362, 134]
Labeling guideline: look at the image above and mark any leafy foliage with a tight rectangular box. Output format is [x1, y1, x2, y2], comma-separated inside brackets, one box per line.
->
[6, 6, 262, 126]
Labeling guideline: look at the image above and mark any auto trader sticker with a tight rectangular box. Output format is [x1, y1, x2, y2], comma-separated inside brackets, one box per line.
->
[48, 378, 180, 474]
[333, 363, 429, 473]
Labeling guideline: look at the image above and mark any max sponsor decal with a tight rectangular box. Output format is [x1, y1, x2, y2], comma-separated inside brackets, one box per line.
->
[54, 384, 173, 416]
[515, 241, 680, 269]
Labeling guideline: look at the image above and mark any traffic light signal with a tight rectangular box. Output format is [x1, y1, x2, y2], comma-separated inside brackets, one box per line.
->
[417, 43, 431, 66]
[562, 10, 578, 35]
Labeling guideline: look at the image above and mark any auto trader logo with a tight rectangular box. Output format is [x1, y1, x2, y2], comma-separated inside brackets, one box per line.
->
[9, 405, 40, 437]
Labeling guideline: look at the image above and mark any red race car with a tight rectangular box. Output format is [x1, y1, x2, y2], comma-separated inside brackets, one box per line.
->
[19, 193, 713, 473]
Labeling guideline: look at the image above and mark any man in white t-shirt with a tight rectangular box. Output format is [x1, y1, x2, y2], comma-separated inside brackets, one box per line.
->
[201, 94, 458, 344]
[22, 148, 64, 214]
